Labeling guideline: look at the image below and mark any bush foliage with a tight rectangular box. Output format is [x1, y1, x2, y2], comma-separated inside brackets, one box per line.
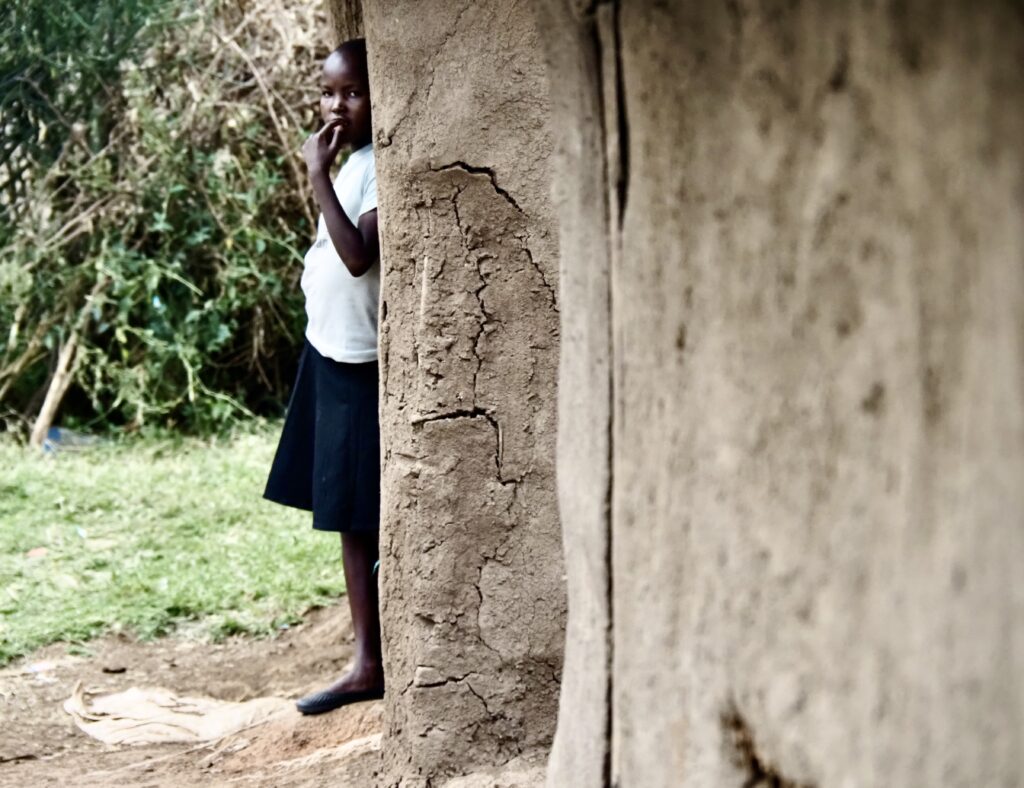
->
[0, 0, 328, 435]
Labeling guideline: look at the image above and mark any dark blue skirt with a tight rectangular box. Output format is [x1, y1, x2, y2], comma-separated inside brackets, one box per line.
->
[263, 340, 380, 532]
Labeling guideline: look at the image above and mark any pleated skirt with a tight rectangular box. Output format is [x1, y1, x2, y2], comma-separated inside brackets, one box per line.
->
[264, 340, 380, 532]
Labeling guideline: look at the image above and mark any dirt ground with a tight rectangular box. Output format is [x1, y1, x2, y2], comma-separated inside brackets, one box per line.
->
[0, 603, 385, 787]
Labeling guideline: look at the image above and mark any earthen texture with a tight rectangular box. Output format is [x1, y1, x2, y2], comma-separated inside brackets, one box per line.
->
[361, 1, 565, 785]
[531, 2, 613, 786]
[325, 0, 362, 42]
[538, 1, 1024, 786]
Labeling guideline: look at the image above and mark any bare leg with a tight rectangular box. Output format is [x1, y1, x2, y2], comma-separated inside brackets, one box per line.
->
[325, 530, 384, 693]
[296, 530, 383, 713]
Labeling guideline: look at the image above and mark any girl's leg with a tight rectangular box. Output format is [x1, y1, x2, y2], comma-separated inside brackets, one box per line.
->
[327, 530, 384, 692]
[296, 531, 383, 713]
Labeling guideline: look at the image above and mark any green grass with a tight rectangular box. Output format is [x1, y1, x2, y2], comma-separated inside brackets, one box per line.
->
[0, 424, 344, 664]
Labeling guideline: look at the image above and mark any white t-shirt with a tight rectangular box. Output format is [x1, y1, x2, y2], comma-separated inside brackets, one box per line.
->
[301, 143, 379, 363]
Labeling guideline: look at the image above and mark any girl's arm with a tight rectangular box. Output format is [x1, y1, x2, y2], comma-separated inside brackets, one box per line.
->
[302, 120, 379, 277]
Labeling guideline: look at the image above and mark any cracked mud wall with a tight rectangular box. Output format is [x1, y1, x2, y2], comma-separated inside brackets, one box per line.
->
[360, 1, 564, 785]
[537, 1, 1024, 787]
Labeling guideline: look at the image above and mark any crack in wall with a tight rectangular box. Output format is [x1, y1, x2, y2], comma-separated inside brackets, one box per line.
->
[411, 407, 495, 425]
[410, 407, 516, 488]
[426, 168, 556, 444]
[439, 0, 475, 53]
[377, 0, 472, 148]
[464, 677, 496, 717]
[448, 184, 491, 407]
[413, 669, 477, 688]
[414, 175, 547, 487]
[518, 238, 558, 311]
[451, 174, 557, 315]
[434, 161, 525, 215]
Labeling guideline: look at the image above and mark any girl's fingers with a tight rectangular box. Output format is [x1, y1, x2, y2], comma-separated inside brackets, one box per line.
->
[324, 126, 344, 158]
[320, 118, 344, 137]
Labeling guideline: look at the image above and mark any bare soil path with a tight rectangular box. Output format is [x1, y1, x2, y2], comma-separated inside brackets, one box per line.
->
[0, 604, 383, 786]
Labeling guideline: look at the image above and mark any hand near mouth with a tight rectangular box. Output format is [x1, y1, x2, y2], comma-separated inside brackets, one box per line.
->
[302, 118, 348, 175]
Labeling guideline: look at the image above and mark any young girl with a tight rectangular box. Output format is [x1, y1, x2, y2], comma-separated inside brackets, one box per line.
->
[263, 38, 384, 715]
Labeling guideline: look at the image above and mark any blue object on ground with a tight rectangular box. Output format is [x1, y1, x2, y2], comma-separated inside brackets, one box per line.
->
[42, 427, 103, 455]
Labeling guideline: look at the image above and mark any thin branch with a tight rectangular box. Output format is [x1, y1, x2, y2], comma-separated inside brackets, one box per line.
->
[28, 277, 109, 447]
[215, 33, 316, 229]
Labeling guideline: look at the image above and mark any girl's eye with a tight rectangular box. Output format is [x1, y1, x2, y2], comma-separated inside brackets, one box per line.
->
[347, 91, 360, 98]
[321, 90, 331, 98]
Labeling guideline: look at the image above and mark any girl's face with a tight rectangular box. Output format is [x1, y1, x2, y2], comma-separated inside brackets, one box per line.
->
[319, 51, 372, 147]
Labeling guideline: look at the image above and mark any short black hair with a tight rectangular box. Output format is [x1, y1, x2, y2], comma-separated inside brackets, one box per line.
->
[329, 38, 368, 81]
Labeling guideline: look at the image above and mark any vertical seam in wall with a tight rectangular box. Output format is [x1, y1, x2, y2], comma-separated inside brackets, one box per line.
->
[606, 3, 627, 784]
[606, 4, 617, 778]
[606, 5, 620, 784]
[604, 225, 616, 788]
[612, 0, 629, 224]
[591, 1, 625, 784]
[588, 9, 612, 787]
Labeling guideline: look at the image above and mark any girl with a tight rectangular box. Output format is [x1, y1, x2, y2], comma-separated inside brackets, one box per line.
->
[263, 38, 383, 715]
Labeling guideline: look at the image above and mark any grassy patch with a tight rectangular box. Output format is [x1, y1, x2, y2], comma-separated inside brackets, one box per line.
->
[0, 424, 344, 664]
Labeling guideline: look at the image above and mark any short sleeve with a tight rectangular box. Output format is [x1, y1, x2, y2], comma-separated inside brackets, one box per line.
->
[360, 158, 378, 216]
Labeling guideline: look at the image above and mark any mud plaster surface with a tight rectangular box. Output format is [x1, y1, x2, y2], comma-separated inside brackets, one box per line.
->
[364, 0, 565, 785]
[529, 2, 614, 785]
[537, 1, 1024, 786]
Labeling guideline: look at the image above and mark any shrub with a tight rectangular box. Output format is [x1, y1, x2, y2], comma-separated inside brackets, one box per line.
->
[0, 0, 329, 435]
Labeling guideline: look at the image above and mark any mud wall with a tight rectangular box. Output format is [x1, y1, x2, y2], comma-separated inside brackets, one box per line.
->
[359, 1, 565, 785]
[537, 1, 1024, 786]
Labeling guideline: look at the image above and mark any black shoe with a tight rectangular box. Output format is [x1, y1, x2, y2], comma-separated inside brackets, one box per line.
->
[295, 686, 385, 715]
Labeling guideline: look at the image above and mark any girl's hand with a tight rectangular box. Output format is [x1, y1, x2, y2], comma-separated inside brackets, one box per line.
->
[302, 119, 345, 176]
